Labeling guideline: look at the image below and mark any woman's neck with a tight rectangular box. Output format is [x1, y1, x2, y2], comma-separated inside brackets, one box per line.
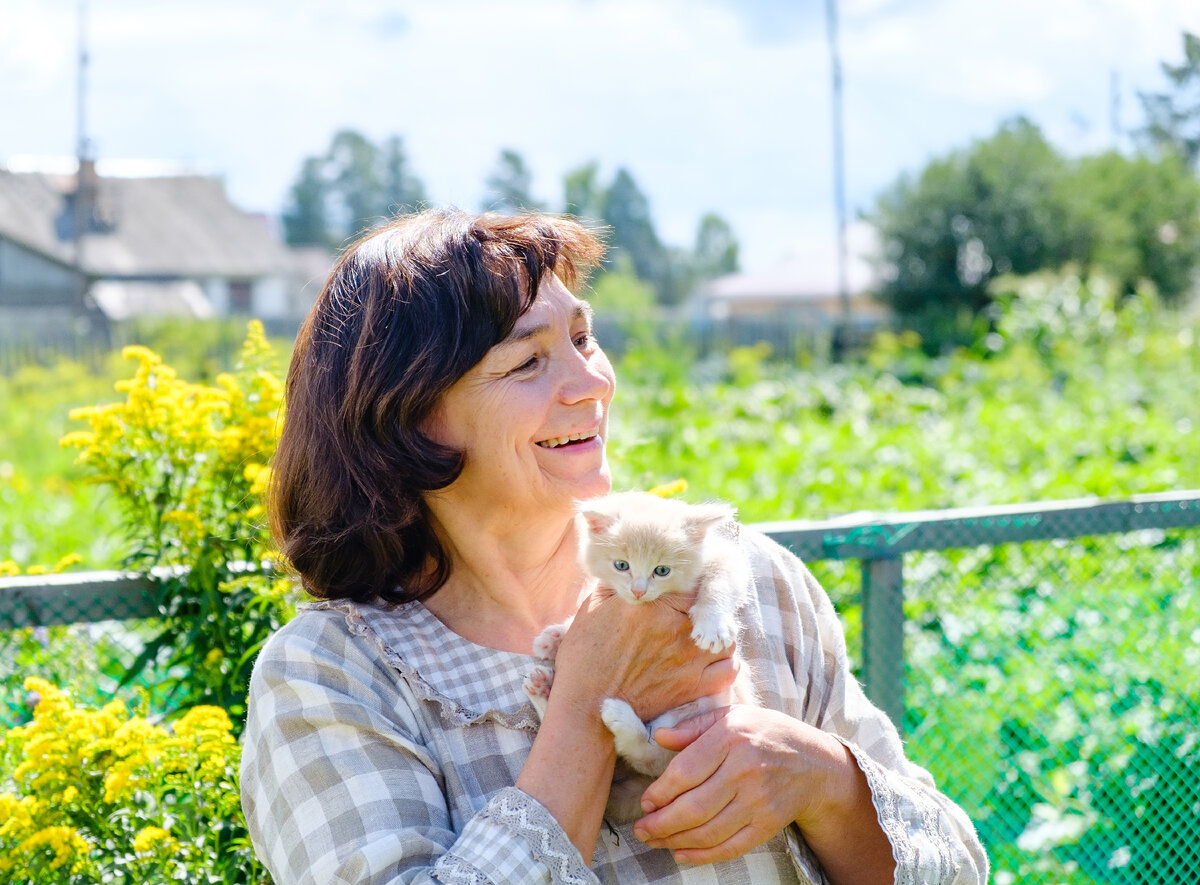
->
[421, 509, 590, 653]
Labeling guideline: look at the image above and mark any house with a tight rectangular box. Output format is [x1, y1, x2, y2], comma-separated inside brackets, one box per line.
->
[0, 159, 332, 349]
[688, 223, 890, 355]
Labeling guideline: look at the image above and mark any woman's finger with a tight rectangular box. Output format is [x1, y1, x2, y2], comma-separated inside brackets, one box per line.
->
[636, 722, 729, 820]
[652, 706, 732, 753]
[669, 825, 763, 866]
[638, 787, 743, 851]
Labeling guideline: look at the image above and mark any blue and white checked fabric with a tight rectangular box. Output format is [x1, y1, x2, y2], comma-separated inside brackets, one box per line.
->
[240, 528, 988, 884]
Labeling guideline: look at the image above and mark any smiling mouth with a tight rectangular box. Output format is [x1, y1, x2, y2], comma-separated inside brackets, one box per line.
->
[537, 431, 599, 449]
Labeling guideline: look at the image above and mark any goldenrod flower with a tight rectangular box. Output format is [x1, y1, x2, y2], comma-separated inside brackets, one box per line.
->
[18, 825, 88, 871]
[647, 478, 689, 498]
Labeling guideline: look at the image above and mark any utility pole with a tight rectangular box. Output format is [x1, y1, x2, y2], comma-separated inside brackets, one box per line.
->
[1110, 69, 1121, 148]
[72, 0, 102, 344]
[73, 0, 92, 269]
[826, 0, 851, 358]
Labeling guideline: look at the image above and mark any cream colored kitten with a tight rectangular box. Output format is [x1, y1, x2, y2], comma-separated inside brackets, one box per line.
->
[522, 490, 755, 823]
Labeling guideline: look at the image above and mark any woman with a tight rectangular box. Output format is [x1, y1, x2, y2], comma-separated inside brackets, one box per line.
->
[240, 209, 988, 884]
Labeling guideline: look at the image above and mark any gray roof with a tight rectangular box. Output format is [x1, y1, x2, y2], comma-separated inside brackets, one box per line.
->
[0, 168, 291, 278]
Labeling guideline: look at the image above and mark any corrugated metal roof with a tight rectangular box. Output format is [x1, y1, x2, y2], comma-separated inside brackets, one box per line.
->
[0, 169, 292, 278]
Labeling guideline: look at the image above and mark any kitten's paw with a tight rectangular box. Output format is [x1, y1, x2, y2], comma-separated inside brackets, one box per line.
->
[601, 698, 649, 748]
[531, 619, 570, 661]
[689, 608, 737, 653]
[522, 664, 555, 700]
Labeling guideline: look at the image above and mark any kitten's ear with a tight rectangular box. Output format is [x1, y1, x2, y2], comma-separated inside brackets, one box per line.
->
[580, 508, 618, 535]
[682, 503, 735, 540]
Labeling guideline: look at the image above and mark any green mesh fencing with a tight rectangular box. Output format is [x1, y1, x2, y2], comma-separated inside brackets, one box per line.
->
[801, 500, 1200, 885]
[3, 493, 1199, 883]
[0, 573, 163, 725]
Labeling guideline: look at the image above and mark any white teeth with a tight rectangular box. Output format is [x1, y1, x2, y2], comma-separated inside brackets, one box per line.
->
[538, 431, 596, 449]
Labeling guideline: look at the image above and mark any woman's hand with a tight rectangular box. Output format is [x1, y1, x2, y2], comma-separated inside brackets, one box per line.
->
[551, 589, 737, 724]
[631, 706, 895, 883]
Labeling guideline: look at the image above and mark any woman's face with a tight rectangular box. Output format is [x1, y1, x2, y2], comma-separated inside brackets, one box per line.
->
[423, 274, 616, 521]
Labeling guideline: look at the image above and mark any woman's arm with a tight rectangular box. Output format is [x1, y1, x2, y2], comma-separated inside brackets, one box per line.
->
[241, 611, 599, 884]
[634, 705, 896, 884]
[516, 588, 739, 859]
[241, 598, 736, 884]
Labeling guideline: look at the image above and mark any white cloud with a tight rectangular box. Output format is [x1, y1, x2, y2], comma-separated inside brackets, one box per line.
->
[3, 0, 1200, 276]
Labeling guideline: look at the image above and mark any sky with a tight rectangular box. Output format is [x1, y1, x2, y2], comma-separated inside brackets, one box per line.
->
[3, 0, 1200, 285]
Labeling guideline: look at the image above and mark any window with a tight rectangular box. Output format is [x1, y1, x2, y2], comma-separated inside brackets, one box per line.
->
[228, 280, 253, 314]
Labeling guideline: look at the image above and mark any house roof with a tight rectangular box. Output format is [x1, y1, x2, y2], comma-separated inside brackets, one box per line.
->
[699, 222, 879, 304]
[0, 167, 292, 278]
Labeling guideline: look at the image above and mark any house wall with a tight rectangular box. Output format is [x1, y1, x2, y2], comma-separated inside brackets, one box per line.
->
[0, 237, 81, 308]
[201, 274, 292, 319]
[252, 276, 289, 318]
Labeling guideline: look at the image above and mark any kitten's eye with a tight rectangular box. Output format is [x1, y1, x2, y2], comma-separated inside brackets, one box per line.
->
[613, 560, 630, 572]
[653, 565, 671, 577]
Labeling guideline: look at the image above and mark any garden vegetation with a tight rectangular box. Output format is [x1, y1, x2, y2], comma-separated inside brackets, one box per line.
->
[1, 271, 1198, 882]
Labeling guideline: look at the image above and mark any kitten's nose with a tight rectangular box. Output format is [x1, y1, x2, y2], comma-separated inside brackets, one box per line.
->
[631, 579, 647, 600]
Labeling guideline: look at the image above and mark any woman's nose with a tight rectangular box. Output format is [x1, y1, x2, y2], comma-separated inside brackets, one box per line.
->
[560, 348, 615, 404]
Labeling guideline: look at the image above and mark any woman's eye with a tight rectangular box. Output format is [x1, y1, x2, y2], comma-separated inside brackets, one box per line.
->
[613, 560, 630, 572]
[653, 565, 671, 577]
[511, 354, 540, 374]
[574, 329, 596, 350]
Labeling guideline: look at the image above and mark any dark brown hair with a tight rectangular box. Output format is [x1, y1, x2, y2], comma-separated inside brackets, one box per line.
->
[270, 210, 605, 604]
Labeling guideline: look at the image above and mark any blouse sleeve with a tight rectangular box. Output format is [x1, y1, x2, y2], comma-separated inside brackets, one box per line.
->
[746, 532, 990, 885]
[239, 611, 599, 885]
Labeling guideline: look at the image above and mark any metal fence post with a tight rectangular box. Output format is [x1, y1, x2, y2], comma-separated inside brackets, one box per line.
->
[862, 555, 905, 731]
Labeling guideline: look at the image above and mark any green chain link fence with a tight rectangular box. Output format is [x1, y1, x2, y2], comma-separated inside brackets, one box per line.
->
[3, 490, 1199, 884]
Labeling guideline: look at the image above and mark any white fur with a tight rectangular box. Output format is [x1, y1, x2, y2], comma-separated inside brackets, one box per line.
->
[521, 490, 754, 823]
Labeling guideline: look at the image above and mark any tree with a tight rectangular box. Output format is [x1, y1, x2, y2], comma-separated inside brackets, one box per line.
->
[562, 161, 605, 225]
[558, 164, 740, 306]
[868, 118, 1078, 348]
[328, 130, 384, 238]
[1138, 32, 1200, 171]
[481, 149, 544, 213]
[281, 130, 427, 248]
[692, 213, 740, 280]
[1065, 150, 1200, 303]
[868, 114, 1200, 350]
[602, 168, 675, 301]
[381, 135, 428, 216]
[282, 157, 331, 248]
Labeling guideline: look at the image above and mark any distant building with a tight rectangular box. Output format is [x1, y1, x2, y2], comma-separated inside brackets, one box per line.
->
[0, 159, 332, 350]
[689, 223, 890, 354]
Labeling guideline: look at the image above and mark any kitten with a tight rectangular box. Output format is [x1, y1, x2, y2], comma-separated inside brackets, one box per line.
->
[522, 490, 755, 823]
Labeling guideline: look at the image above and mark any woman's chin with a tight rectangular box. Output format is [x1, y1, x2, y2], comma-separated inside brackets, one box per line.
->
[551, 466, 611, 509]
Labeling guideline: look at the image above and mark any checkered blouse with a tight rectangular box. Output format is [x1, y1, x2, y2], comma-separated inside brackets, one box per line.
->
[240, 529, 988, 884]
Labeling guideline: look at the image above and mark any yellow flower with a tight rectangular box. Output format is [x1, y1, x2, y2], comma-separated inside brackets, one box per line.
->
[18, 824, 88, 870]
[132, 824, 177, 854]
[647, 478, 689, 498]
[58, 429, 96, 449]
[120, 344, 161, 366]
[52, 552, 83, 572]
[0, 559, 19, 577]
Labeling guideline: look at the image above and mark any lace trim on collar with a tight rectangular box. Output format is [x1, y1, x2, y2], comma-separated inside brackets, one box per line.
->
[303, 599, 543, 733]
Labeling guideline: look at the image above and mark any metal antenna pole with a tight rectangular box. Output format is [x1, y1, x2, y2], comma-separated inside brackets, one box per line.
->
[826, 0, 850, 353]
[76, 0, 91, 165]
